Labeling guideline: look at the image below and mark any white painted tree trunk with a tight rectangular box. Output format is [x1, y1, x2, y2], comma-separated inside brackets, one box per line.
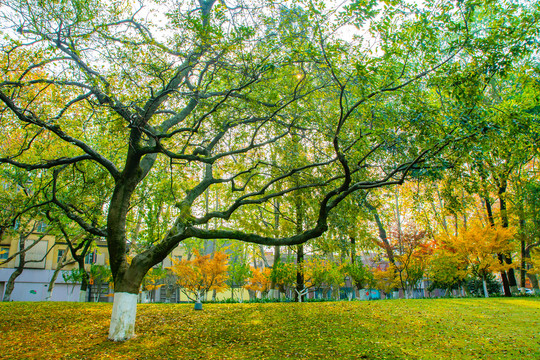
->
[482, 277, 489, 298]
[108, 292, 138, 341]
[79, 289, 87, 302]
[294, 288, 309, 302]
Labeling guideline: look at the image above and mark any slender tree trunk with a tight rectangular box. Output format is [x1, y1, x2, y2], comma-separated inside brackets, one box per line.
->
[46, 268, 61, 301]
[435, 185, 449, 234]
[365, 201, 395, 264]
[3, 236, 26, 302]
[520, 240, 526, 290]
[295, 244, 304, 302]
[350, 237, 360, 295]
[46, 255, 75, 301]
[498, 182, 518, 293]
[3, 258, 24, 302]
[294, 193, 305, 302]
[482, 275, 489, 298]
[269, 198, 281, 299]
[77, 258, 90, 302]
[270, 246, 281, 299]
[526, 272, 540, 293]
[518, 206, 527, 289]
[395, 189, 403, 254]
[462, 189, 468, 230]
[258, 245, 270, 268]
[484, 197, 511, 297]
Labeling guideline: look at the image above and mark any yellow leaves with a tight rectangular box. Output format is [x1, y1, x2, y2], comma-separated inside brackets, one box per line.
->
[302, 257, 335, 289]
[449, 222, 515, 256]
[435, 220, 517, 277]
[426, 250, 469, 287]
[373, 267, 400, 293]
[1, 299, 539, 359]
[269, 261, 296, 287]
[527, 251, 540, 275]
[168, 250, 229, 298]
[143, 268, 167, 292]
[244, 267, 271, 293]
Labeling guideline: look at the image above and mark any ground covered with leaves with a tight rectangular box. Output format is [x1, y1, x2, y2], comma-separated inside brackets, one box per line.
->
[0, 298, 538, 359]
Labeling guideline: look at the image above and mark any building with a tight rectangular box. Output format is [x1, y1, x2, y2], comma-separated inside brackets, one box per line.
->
[0, 220, 117, 302]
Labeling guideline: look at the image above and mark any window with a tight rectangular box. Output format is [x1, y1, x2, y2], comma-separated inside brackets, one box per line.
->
[22, 240, 47, 269]
[85, 252, 96, 265]
[57, 249, 65, 263]
[0, 246, 9, 260]
[35, 221, 48, 233]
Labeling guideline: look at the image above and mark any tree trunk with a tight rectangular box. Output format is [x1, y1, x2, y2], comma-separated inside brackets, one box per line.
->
[77, 258, 89, 303]
[3, 237, 26, 302]
[46, 271, 60, 301]
[482, 275, 489, 298]
[350, 237, 356, 264]
[498, 181, 518, 293]
[269, 245, 280, 299]
[526, 272, 539, 293]
[46, 258, 75, 301]
[520, 239, 526, 289]
[484, 197, 511, 297]
[295, 244, 304, 302]
[108, 268, 147, 341]
[109, 292, 138, 341]
[518, 207, 527, 289]
[435, 185, 449, 234]
[365, 201, 395, 264]
[294, 192, 304, 303]
[3, 266, 22, 302]
[269, 198, 281, 299]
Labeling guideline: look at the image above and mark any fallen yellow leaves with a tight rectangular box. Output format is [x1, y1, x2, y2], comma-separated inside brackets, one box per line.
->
[0, 299, 538, 359]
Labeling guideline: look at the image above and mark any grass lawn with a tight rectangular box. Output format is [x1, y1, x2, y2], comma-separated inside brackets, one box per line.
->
[0, 298, 538, 359]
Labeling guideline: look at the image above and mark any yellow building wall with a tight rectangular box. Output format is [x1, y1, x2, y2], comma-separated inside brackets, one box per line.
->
[0, 231, 110, 272]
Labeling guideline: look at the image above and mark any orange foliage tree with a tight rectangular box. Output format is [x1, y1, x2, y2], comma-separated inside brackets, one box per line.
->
[244, 267, 272, 298]
[168, 250, 229, 302]
[437, 221, 516, 297]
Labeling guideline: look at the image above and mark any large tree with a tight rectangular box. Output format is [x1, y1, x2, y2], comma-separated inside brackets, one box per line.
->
[1, 0, 537, 340]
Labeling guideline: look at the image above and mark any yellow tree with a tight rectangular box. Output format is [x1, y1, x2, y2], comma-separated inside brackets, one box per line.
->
[244, 267, 272, 298]
[373, 267, 400, 297]
[303, 257, 331, 299]
[528, 252, 540, 293]
[142, 267, 167, 303]
[168, 250, 229, 304]
[443, 222, 515, 297]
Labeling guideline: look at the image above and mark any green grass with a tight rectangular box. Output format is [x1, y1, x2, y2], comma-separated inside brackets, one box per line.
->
[0, 298, 538, 359]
